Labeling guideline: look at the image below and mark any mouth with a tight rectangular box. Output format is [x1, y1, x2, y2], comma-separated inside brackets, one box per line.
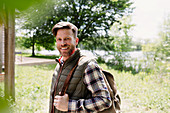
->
[60, 47, 69, 50]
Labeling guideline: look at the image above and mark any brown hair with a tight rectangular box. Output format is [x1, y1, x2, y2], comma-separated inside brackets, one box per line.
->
[52, 22, 78, 38]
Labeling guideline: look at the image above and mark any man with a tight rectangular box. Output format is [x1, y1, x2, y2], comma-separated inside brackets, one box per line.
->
[49, 22, 112, 113]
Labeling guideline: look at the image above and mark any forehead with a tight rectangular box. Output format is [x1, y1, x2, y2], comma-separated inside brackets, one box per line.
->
[56, 28, 74, 37]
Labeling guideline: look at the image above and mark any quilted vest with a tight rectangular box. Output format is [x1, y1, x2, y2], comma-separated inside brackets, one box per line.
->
[49, 50, 93, 113]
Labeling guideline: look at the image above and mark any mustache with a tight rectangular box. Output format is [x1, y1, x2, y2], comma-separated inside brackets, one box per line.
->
[57, 44, 69, 47]
[61, 44, 68, 47]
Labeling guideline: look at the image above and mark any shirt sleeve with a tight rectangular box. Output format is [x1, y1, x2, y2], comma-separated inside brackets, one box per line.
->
[68, 61, 112, 112]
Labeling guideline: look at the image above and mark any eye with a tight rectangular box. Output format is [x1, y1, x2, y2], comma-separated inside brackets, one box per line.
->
[65, 37, 70, 40]
[56, 38, 62, 41]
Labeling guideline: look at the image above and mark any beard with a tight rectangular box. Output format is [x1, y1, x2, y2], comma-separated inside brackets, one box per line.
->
[58, 44, 75, 57]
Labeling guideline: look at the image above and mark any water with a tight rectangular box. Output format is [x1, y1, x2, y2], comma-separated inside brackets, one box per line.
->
[21, 49, 145, 60]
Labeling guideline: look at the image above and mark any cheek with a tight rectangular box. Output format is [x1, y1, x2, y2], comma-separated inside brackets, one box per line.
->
[72, 41, 77, 46]
[56, 42, 60, 48]
[56, 41, 61, 45]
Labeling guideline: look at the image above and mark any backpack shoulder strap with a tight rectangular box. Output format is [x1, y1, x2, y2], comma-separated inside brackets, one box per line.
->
[60, 56, 84, 96]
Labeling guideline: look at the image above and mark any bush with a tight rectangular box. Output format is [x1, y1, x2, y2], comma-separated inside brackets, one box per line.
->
[97, 52, 141, 74]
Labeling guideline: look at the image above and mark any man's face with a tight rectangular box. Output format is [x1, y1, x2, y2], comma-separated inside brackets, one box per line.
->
[56, 28, 78, 60]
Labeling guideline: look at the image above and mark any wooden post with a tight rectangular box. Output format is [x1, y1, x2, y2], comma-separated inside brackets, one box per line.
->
[0, 24, 4, 73]
[4, 8, 15, 100]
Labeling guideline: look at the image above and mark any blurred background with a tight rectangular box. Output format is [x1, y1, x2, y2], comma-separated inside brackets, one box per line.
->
[0, 0, 169, 112]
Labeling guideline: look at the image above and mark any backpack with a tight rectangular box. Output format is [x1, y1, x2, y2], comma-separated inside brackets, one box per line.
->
[100, 69, 121, 113]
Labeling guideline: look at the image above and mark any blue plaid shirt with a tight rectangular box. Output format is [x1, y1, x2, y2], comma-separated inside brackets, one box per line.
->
[68, 61, 112, 112]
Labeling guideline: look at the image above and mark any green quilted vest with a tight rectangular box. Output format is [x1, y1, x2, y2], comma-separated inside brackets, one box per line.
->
[49, 50, 93, 113]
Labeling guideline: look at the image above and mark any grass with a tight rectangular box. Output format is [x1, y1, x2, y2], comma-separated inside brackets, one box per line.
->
[116, 71, 169, 113]
[101, 64, 169, 113]
[0, 63, 169, 113]
[0, 64, 56, 113]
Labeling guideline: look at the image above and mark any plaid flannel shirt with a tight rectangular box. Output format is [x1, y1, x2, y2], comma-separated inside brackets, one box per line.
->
[68, 61, 112, 112]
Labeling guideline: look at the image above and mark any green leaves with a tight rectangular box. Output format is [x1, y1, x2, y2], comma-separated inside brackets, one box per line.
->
[19, 0, 133, 52]
[0, 0, 44, 26]
[0, 0, 44, 11]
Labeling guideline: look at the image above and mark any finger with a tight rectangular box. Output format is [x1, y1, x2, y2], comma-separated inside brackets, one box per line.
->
[54, 99, 59, 103]
[59, 92, 61, 95]
[53, 102, 57, 107]
[54, 95, 61, 99]
[65, 93, 68, 97]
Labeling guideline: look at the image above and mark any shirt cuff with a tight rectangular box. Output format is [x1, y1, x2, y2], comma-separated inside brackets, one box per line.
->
[68, 99, 85, 112]
[68, 99, 77, 112]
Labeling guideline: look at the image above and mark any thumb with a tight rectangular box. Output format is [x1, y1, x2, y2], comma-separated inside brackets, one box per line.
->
[59, 92, 61, 95]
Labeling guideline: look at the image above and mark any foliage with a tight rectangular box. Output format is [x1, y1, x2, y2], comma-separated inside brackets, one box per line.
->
[108, 15, 134, 51]
[142, 14, 170, 62]
[140, 14, 170, 75]
[0, 95, 10, 113]
[15, 36, 55, 56]
[19, 0, 134, 53]
[96, 15, 135, 73]
[154, 14, 170, 61]
[0, 0, 44, 26]
[98, 52, 140, 75]
[131, 41, 142, 51]
[16, 0, 56, 56]
[0, 83, 13, 113]
[142, 43, 156, 52]
[15, 36, 29, 49]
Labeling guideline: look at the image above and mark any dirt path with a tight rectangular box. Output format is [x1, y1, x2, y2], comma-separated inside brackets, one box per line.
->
[15, 56, 56, 66]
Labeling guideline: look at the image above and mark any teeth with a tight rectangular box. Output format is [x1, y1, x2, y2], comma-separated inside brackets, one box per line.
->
[61, 47, 68, 50]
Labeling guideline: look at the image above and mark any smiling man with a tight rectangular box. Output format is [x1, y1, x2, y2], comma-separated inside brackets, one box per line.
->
[49, 22, 112, 113]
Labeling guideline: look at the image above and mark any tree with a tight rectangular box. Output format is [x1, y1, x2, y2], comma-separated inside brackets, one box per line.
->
[154, 14, 170, 61]
[107, 15, 134, 52]
[99, 15, 136, 72]
[17, 0, 57, 56]
[0, 0, 44, 100]
[19, 0, 134, 55]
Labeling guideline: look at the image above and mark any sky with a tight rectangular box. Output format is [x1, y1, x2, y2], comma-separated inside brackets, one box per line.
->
[131, 0, 170, 41]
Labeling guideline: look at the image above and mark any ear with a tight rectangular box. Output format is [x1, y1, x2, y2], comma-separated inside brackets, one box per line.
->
[75, 37, 79, 45]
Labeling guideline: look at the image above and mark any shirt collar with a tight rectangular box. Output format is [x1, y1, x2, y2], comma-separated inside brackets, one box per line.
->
[58, 48, 78, 64]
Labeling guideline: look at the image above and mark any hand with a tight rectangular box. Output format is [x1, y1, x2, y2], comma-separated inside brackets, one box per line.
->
[54, 92, 69, 111]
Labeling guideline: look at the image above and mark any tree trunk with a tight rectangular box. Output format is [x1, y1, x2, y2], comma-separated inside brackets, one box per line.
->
[32, 36, 35, 56]
[4, 8, 15, 101]
[0, 24, 4, 73]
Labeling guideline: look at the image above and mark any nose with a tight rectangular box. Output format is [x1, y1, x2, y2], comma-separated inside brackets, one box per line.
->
[61, 40, 66, 46]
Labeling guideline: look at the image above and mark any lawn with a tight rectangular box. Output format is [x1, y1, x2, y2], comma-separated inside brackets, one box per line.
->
[100, 64, 169, 113]
[0, 63, 169, 113]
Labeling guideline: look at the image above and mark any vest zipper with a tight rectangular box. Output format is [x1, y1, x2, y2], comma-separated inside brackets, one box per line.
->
[51, 62, 64, 113]
[55, 63, 64, 92]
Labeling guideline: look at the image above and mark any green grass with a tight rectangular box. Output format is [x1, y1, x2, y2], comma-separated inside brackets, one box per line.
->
[0, 63, 169, 113]
[13, 64, 55, 113]
[100, 64, 169, 113]
[116, 72, 169, 113]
